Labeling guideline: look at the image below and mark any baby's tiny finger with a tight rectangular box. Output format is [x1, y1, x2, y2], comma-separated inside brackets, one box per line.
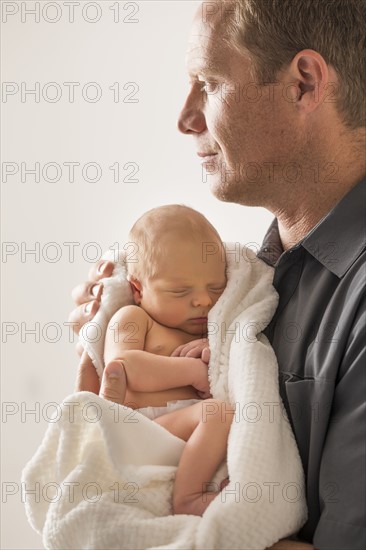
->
[170, 344, 186, 357]
[201, 347, 211, 364]
[186, 347, 202, 358]
[198, 390, 212, 400]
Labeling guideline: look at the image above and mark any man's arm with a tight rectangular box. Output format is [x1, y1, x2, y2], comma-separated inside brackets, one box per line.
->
[312, 298, 366, 549]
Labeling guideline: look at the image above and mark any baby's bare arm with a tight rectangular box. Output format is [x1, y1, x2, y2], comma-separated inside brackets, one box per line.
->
[104, 306, 210, 395]
[115, 349, 210, 394]
[104, 305, 150, 361]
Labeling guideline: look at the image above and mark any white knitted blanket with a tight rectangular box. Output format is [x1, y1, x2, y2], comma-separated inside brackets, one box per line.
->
[22, 245, 307, 549]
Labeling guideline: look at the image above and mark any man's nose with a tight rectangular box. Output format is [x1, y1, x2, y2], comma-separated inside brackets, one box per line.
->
[177, 85, 207, 135]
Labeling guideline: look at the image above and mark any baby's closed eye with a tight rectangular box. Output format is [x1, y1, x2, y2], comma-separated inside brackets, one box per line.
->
[169, 289, 191, 296]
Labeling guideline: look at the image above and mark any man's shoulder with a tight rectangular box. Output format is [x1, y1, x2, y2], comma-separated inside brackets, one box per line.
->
[302, 178, 366, 278]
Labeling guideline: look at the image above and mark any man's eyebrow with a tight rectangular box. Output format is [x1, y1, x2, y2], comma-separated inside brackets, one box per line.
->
[188, 71, 219, 82]
[187, 61, 221, 78]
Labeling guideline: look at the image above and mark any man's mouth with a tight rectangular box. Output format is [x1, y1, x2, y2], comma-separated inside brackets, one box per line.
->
[197, 152, 218, 164]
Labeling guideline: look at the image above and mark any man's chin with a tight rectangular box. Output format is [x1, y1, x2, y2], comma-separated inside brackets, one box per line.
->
[208, 174, 264, 207]
[208, 176, 241, 203]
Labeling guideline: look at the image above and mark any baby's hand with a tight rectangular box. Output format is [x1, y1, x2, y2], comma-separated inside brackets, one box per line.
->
[196, 389, 212, 400]
[191, 358, 212, 399]
[172, 338, 211, 364]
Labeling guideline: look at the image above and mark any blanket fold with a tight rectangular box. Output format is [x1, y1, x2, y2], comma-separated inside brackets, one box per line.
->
[22, 244, 307, 549]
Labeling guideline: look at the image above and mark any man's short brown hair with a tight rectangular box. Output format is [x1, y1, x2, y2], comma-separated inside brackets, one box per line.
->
[224, 0, 365, 129]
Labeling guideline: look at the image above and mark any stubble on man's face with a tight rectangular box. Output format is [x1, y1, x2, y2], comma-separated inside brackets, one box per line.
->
[182, 4, 306, 209]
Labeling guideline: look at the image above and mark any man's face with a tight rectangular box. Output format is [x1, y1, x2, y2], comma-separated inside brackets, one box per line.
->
[178, 4, 302, 207]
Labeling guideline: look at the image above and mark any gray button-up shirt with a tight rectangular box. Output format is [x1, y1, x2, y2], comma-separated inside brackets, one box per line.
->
[258, 179, 366, 549]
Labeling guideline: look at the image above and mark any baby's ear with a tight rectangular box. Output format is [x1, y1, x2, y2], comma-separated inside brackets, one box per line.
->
[128, 275, 143, 305]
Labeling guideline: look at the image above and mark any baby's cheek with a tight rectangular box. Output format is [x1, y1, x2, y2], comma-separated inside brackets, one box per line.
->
[165, 304, 182, 321]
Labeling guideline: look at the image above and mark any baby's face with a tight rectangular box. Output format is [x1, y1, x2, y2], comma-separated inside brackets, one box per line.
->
[139, 239, 227, 336]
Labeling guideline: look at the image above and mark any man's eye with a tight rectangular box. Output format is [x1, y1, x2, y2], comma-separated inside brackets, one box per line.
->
[199, 81, 218, 94]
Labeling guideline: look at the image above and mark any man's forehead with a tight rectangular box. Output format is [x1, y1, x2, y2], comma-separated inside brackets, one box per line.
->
[185, 6, 235, 73]
[186, 32, 229, 74]
[186, 38, 221, 73]
[189, 5, 226, 45]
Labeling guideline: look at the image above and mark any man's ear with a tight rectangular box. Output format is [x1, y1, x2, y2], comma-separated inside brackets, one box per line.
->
[128, 276, 143, 305]
[287, 49, 333, 114]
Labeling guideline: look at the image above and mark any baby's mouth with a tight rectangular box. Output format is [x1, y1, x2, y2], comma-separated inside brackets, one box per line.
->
[189, 317, 208, 324]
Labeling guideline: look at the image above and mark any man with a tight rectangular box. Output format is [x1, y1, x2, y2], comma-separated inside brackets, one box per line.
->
[71, 1, 365, 548]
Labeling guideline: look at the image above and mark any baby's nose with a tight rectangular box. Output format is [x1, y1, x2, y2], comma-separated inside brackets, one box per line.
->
[192, 291, 212, 307]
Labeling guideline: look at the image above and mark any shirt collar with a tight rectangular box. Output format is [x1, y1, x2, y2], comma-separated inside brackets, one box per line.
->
[258, 178, 366, 278]
[257, 218, 284, 267]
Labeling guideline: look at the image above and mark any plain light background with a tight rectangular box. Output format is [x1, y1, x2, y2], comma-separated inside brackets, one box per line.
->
[1, 1, 273, 548]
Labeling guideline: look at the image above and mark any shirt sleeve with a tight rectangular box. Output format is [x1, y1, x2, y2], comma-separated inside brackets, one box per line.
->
[313, 296, 366, 550]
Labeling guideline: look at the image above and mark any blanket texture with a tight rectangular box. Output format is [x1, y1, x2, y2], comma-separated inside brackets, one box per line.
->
[22, 244, 307, 549]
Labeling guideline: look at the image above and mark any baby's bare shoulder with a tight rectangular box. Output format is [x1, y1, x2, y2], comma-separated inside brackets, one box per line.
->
[110, 304, 150, 325]
[105, 305, 151, 353]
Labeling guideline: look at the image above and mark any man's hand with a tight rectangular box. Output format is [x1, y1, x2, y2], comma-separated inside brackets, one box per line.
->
[172, 338, 211, 364]
[75, 351, 100, 394]
[69, 260, 115, 354]
[75, 351, 127, 406]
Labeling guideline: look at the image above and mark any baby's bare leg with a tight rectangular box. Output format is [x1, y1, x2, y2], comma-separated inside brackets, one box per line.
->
[154, 399, 234, 516]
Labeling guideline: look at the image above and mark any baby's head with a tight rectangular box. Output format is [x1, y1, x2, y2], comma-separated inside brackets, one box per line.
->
[126, 205, 227, 336]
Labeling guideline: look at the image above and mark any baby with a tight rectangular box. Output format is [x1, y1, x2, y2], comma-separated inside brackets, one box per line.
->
[104, 204, 234, 516]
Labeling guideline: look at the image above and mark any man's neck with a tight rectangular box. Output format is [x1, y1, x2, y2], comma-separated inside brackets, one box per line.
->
[273, 126, 366, 250]
[276, 175, 365, 251]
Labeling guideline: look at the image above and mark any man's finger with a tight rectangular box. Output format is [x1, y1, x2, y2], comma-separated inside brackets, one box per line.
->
[99, 361, 127, 405]
[71, 281, 104, 306]
[75, 350, 100, 394]
[88, 260, 114, 282]
[68, 300, 100, 335]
